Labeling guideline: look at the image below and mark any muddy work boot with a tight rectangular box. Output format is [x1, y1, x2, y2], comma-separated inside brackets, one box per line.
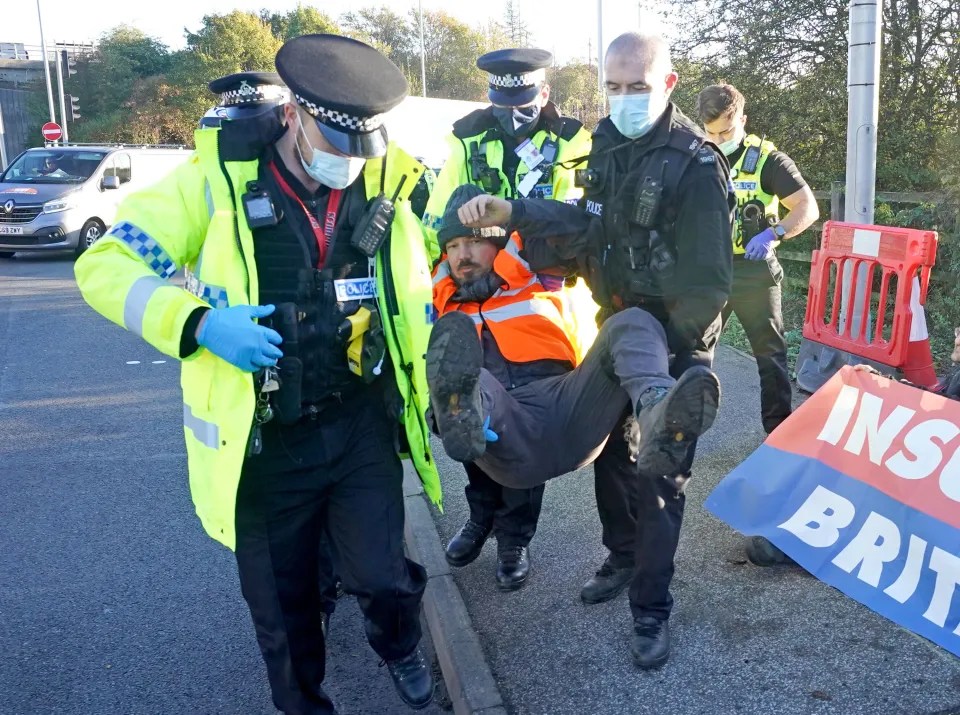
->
[627, 366, 720, 476]
[426, 311, 486, 463]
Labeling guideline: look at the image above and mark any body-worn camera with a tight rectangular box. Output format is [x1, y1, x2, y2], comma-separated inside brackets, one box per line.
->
[469, 141, 503, 194]
[241, 181, 280, 228]
[574, 167, 602, 188]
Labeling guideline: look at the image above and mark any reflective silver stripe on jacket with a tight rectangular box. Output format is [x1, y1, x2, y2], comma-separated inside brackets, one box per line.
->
[123, 275, 177, 337]
[183, 404, 220, 449]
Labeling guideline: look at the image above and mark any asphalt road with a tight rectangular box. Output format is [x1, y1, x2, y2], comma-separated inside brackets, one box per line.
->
[430, 340, 960, 713]
[0, 253, 447, 715]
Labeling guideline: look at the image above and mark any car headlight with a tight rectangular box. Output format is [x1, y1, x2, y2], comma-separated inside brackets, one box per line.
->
[43, 196, 80, 214]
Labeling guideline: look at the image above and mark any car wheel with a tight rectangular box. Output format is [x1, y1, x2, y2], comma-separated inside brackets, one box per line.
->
[76, 219, 105, 257]
[0, 251, 15, 259]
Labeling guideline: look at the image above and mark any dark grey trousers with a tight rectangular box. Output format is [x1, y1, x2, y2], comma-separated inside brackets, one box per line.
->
[475, 308, 675, 488]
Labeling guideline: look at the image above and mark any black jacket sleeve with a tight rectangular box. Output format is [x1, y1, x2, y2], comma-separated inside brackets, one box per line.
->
[665, 160, 734, 351]
[179, 307, 210, 359]
[507, 197, 595, 271]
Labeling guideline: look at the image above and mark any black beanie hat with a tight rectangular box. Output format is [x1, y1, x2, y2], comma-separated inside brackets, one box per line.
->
[437, 184, 508, 252]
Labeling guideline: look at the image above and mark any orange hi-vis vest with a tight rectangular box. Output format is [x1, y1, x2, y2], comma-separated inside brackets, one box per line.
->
[432, 233, 579, 367]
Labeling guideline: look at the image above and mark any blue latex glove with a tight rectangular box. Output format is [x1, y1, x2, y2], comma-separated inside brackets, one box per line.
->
[197, 304, 283, 372]
[483, 416, 499, 443]
[744, 227, 778, 261]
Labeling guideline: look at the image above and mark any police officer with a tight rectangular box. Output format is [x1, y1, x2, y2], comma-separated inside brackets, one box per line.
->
[199, 71, 291, 128]
[456, 32, 733, 668]
[200, 70, 345, 634]
[423, 48, 592, 591]
[696, 83, 820, 567]
[75, 35, 438, 713]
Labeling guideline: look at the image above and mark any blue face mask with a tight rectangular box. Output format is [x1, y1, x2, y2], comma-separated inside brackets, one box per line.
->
[607, 93, 666, 139]
[718, 138, 741, 156]
[296, 118, 366, 189]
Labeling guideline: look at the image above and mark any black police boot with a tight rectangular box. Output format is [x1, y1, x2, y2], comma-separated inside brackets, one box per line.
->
[385, 647, 435, 710]
[496, 545, 530, 591]
[745, 536, 796, 567]
[426, 311, 486, 463]
[629, 366, 720, 476]
[631, 616, 670, 670]
[445, 520, 491, 567]
[580, 556, 634, 604]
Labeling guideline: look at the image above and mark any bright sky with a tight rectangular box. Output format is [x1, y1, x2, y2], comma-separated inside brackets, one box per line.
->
[8, 0, 667, 64]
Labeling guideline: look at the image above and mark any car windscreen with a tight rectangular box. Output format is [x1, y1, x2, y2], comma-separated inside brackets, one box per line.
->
[0, 150, 108, 184]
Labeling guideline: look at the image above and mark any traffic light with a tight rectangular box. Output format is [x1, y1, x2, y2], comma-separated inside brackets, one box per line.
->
[69, 95, 81, 121]
[63, 50, 78, 77]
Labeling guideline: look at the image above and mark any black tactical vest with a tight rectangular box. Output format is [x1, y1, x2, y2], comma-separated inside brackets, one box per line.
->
[578, 113, 724, 312]
[253, 158, 372, 406]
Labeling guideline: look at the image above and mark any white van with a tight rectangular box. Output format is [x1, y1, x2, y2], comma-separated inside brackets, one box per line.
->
[0, 144, 191, 259]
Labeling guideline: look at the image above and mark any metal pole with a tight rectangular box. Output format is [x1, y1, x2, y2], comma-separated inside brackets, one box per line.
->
[418, 0, 427, 98]
[839, 0, 881, 337]
[0, 99, 8, 170]
[36, 0, 57, 127]
[55, 48, 69, 143]
[597, 0, 604, 93]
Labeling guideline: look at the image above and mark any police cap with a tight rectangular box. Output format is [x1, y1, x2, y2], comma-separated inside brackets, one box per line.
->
[477, 48, 552, 107]
[200, 72, 289, 129]
[275, 34, 408, 159]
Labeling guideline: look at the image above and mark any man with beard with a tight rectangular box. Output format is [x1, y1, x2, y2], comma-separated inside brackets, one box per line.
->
[427, 183, 721, 600]
[422, 48, 592, 591]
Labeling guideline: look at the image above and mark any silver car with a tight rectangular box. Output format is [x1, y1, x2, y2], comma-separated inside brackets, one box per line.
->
[0, 145, 190, 259]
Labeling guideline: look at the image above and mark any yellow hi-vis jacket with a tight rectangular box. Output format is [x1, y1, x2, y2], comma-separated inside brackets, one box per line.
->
[74, 127, 441, 550]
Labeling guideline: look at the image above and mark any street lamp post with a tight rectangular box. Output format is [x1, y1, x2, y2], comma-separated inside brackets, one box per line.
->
[36, 0, 57, 128]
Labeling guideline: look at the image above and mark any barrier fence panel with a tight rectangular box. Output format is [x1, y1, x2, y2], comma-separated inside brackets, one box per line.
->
[802, 221, 938, 385]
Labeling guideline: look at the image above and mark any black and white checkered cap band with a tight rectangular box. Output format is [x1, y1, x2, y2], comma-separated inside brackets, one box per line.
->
[220, 81, 289, 107]
[295, 94, 384, 133]
[488, 69, 546, 89]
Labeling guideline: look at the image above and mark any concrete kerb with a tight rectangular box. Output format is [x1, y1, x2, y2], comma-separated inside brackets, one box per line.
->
[402, 465, 508, 715]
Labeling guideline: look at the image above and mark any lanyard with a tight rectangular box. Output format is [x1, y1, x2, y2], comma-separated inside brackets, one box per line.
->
[268, 162, 342, 268]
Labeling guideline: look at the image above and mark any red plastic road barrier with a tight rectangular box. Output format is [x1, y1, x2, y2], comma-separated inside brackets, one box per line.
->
[803, 220, 939, 387]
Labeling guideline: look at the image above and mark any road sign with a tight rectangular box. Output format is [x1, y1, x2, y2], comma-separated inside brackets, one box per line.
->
[41, 122, 62, 142]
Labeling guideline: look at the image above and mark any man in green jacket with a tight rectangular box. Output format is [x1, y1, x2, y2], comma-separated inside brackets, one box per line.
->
[75, 34, 438, 714]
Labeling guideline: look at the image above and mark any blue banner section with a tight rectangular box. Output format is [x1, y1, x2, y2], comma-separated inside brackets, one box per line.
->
[706, 445, 960, 657]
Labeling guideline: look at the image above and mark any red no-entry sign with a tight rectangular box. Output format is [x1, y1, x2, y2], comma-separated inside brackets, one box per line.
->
[41, 122, 63, 142]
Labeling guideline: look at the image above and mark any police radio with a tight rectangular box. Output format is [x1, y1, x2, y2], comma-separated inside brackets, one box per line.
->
[740, 134, 765, 175]
[469, 141, 503, 194]
[350, 176, 407, 258]
[631, 161, 668, 228]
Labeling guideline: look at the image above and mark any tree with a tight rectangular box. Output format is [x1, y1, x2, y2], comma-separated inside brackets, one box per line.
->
[262, 5, 339, 41]
[503, 0, 532, 47]
[547, 62, 604, 131]
[659, 0, 960, 191]
[340, 7, 418, 81]
[66, 26, 173, 143]
[183, 11, 282, 78]
[418, 11, 506, 100]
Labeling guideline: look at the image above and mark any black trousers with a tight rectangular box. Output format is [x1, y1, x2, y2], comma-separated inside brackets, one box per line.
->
[235, 391, 426, 715]
[593, 313, 720, 623]
[463, 462, 545, 550]
[723, 254, 792, 434]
